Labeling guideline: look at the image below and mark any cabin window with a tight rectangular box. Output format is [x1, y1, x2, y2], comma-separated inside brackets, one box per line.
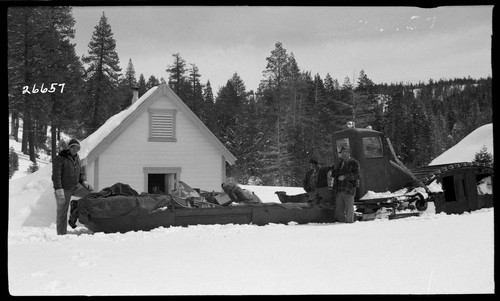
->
[362, 137, 383, 158]
[148, 109, 177, 142]
[336, 138, 350, 154]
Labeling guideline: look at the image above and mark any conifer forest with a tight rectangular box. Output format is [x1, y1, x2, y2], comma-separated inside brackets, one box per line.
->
[8, 7, 493, 186]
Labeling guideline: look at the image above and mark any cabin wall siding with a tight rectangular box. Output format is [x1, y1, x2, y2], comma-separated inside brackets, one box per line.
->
[89, 95, 224, 192]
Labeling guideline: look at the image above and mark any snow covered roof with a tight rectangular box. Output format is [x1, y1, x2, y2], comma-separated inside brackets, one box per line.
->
[429, 123, 493, 166]
[78, 84, 237, 166]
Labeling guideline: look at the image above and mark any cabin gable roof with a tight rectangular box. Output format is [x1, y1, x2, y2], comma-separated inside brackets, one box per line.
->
[81, 84, 236, 166]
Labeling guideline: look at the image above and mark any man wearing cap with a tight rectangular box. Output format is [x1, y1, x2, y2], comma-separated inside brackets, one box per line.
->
[303, 158, 320, 193]
[332, 145, 360, 223]
[52, 138, 93, 235]
[303, 158, 334, 206]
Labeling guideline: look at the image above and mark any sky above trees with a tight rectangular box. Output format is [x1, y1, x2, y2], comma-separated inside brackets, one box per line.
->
[72, 6, 492, 92]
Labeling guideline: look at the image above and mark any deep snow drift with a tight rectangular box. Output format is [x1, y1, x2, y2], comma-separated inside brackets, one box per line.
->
[8, 123, 494, 295]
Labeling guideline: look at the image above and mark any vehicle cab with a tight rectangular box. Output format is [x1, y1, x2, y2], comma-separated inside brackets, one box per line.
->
[332, 125, 414, 201]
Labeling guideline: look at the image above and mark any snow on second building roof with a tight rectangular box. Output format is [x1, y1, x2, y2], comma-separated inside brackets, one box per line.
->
[429, 123, 493, 166]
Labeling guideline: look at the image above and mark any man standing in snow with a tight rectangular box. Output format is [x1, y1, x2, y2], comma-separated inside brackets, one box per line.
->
[333, 145, 360, 223]
[303, 158, 320, 193]
[52, 138, 93, 235]
[303, 158, 334, 206]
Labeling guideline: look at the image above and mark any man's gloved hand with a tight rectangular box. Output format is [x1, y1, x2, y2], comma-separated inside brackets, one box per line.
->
[82, 181, 93, 191]
[55, 189, 65, 202]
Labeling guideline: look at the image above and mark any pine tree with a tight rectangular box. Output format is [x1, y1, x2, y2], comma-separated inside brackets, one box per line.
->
[166, 53, 187, 96]
[137, 74, 147, 97]
[231, 91, 266, 183]
[428, 112, 449, 158]
[81, 12, 122, 135]
[119, 58, 138, 109]
[259, 41, 293, 185]
[38, 6, 84, 161]
[8, 7, 45, 161]
[8, 6, 82, 162]
[324, 73, 337, 97]
[284, 53, 304, 128]
[217, 75, 257, 182]
[308, 73, 328, 159]
[214, 80, 239, 146]
[473, 145, 493, 165]
[188, 63, 203, 115]
[406, 98, 433, 167]
[383, 88, 407, 157]
[200, 80, 215, 128]
[353, 70, 378, 128]
[124, 58, 137, 86]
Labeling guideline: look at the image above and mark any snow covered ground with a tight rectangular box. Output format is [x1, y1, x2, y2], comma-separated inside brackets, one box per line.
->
[8, 123, 494, 295]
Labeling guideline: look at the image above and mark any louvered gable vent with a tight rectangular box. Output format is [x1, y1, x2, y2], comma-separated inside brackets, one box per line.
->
[149, 109, 177, 141]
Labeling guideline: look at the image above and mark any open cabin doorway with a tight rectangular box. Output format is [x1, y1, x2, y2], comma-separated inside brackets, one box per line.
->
[144, 167, 181, 194]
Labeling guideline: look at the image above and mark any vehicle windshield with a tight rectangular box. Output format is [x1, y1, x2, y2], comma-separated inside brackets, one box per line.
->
[362, 137, 383, 158]
[336, 138, 350, 155]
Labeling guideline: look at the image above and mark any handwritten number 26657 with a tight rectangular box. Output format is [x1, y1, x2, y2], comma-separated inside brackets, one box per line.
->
[22, 83, 65, 94]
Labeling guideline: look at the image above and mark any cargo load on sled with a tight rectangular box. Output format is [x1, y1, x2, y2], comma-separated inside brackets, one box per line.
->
[69, 181, 334, 233]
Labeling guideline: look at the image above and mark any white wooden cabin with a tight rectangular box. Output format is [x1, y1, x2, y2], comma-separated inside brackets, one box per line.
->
[78, 84, 237, 194]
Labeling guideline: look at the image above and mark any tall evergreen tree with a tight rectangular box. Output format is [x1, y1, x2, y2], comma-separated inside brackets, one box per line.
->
[284, 53, 304, 128]
[137, 73, 147, 97]
[214, 80, 239, 145]
[39, 6, 84, 160]
[8, 7, 45, 161]
[353, 70, 378, 128]
[259, 41, 294, 185]
[324, 73, 336, 98]
[124, 58, 137, 86]
[188, 63, 203, 115]
[119, 58, 138, 109]
[81, 12, 122, 135]
[118, 59, 139, 110]
[200, 80, 215, 128]
[383, 88, 407, 157]
[8, 6, 82, 161]
[166, 53, 187, 96]
[405, 98, 432, 167]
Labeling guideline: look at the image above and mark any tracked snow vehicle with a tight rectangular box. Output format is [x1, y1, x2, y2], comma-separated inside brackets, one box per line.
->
[327, 126, 493, 220]
[70, 126, 493, 233]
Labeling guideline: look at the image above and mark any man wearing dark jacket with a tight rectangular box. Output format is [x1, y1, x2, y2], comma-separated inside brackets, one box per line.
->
[52, 138, 92, 235]
[333, 145, 360, 223]
[303, 158, 320, 193]
[303, 158, 334, 206]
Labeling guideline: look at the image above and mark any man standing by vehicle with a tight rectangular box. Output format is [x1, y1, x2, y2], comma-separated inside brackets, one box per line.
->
[333, 145, 360, 223]
[303, 158, 320, 193]
[303, 158, 335, 206]
[52, 138, 93, 235]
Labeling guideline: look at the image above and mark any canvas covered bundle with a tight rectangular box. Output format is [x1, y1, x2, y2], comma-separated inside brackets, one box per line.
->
[69, 183, 174, 227]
